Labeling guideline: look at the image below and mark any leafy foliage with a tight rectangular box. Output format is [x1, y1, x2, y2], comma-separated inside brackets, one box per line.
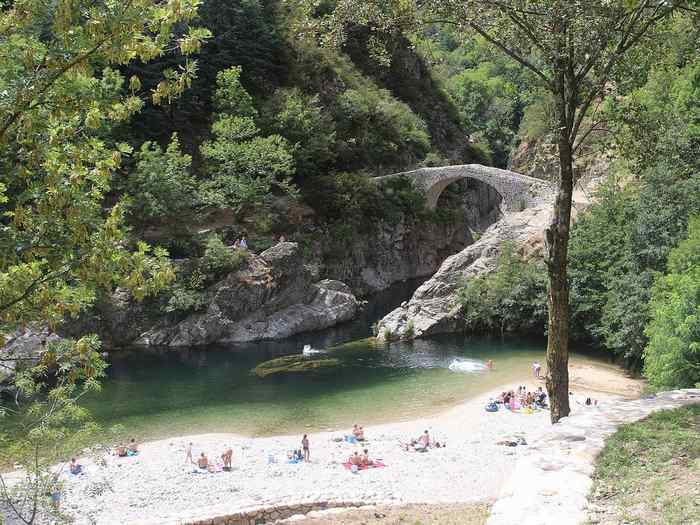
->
[644, 217, 700, 389]
[457, 243, 547, 335]
[200, 235, 247, 276]
[0, 0, 210, 335]
[200, 67, 297, 211]
[0, 336, 109, 524]
[568, 43, 700, 370]
[260, 88, 337, 178]
[127, 134, 202, 226]
[334, 85, 431, 172]
[164, 235, 247, 314]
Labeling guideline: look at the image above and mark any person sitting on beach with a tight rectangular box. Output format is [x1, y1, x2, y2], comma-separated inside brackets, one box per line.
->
[197, 453, 209, 470]
[411, 430, 430, 451]
[360, 449, 372, 467]
[69, 458, 83, 475]
[221, 446, 233, 471]
[525, 392, 535, 407]
[536, 387, 547, 407]
[116, 444, 128, 457]
[127, 438, 139, 455]
[349, 451, 362, 466]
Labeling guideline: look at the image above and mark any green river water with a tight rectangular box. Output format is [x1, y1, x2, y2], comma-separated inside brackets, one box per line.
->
[83, 280, 607, 440]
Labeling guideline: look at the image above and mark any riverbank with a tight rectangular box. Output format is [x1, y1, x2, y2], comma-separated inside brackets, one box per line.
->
[5, 361, 641, 525]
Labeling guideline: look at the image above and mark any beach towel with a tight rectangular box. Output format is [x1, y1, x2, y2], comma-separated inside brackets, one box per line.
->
[342, 461, 386, 471]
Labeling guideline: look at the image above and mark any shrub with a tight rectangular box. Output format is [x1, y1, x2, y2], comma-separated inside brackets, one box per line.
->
[127, 134, 201, 226]
[457, 242, 547, 335]
[200, 235, 247, 276]
[643, 216, 700, 389]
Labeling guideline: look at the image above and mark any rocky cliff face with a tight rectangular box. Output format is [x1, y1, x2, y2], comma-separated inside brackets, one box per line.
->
[0, 327, 61, 394]
[70, 242, 360, 348]
[376, 174, 601, 340]
[324, 178, 502, 296]
[376, 198, 553, 339]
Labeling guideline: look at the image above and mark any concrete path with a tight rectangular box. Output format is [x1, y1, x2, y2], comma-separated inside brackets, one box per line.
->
[487, 388, 700, 525]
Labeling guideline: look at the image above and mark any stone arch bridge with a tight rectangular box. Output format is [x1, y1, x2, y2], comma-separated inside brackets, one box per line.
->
[374, 165, 551, 211]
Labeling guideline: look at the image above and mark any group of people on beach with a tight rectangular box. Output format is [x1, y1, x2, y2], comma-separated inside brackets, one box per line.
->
[115, 438, 139, 458]
[347, 448, 374, 467]
[185, 442, 234, 472]
[496, 385, 548, 410]
[345, 424, 365, 442]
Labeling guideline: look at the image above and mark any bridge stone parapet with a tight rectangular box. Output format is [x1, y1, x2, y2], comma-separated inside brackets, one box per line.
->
[375, 164, 552, 212]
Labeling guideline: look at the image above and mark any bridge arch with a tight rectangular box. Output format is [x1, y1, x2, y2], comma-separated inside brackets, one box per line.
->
[375, 165, 550, 212]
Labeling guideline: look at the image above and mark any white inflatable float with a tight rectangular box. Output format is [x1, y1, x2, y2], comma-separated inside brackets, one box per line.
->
[448, 358, 488, 373]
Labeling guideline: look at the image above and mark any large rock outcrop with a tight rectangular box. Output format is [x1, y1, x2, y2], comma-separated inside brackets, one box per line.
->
[376, 175, 600, 340]
[75, 243, 360, 347]
[376, 198, 553, 339]
[0, 327, 61, 394]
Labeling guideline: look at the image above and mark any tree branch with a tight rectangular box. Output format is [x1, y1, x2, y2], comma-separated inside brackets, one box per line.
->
[466, 21, 552, 88]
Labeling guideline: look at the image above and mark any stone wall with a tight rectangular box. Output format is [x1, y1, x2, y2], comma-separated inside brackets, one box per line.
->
[184, 500, 367, 525]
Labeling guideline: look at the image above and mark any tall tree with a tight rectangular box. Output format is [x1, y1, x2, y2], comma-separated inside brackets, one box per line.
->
[317, 0, 694, 421]
[0, 0, 210, 337]
[0, 2, 208, 522]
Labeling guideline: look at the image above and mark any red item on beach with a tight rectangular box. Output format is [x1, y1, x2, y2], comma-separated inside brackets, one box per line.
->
[342, 461, 386, 471]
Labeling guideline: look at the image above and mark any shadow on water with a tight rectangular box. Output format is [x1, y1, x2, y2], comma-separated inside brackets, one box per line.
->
[81, 279, 578, 439]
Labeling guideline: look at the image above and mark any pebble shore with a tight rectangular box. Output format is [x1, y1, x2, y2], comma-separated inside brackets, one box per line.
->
[45, 381, 600, 525]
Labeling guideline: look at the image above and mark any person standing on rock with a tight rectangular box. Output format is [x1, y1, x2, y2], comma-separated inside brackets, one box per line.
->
[302, 434, 310, 462]
[239, 236, 248, 250]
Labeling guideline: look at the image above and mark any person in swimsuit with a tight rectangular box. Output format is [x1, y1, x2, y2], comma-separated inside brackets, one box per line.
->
[185, 442, 193, 464]
[349, 452, 361, 466]
[197, 452, 209, 470]
[302, 434, 310, 462]
[419, 430, 430, 448]
[360, 449, 372, 467]
[221, 446, 233, 471]
[69, 458, 82, 475]
[127, 438, 139, 455]
[533, 362, 542, 379]
[116, 444, 127, 457]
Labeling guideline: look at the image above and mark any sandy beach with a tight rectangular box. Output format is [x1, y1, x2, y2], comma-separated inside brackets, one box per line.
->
[2, 362, 642, 525]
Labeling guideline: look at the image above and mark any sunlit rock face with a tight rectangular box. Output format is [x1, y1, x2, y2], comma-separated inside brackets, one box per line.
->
[135, 243, 360, 346]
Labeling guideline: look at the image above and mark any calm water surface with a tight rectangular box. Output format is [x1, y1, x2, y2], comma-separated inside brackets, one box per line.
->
[85, 281, 602, 439]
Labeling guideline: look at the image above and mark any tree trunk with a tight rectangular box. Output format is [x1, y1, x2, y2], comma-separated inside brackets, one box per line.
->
[545, 93, 574, 423]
